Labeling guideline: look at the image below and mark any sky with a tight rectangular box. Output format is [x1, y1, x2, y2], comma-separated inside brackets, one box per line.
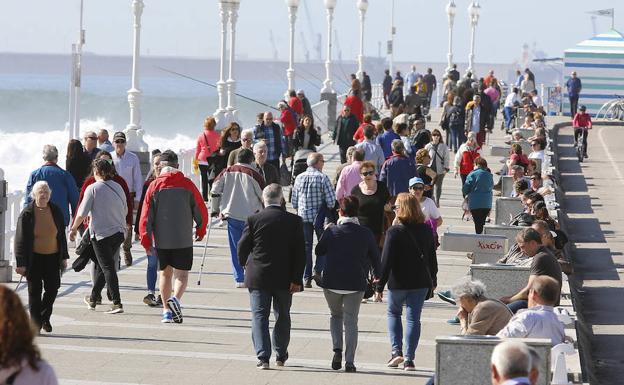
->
[0, 0, 621, 64]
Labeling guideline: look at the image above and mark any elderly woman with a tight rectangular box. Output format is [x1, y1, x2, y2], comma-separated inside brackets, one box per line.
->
[425, 129, 450, 206]
[462, 157, 494, 234]
[14, 181, 69, 333]
[451, 277, 512, 336]
[0, 286, 59, 384]
[376, 193, 438, 371]
[454, 131, 481, 191]
[315, 196, 381, 373]
[70, 159, 128, 314]
[350, 161, 391, 246]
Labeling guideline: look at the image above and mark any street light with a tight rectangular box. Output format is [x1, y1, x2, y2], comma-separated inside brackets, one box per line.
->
[356, 0, 368, 81]
[285, 0, 300, 93]
[213, 1, 230, 127]
[445, 0, 456, 73]
[225, 0, 241, 123]
[466, 1, 480, 76]
[321, 0, 336, 94]
[125, 0, 148, 152]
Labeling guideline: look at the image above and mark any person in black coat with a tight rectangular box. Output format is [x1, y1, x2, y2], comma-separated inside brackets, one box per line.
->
[315, 196, 380, 372]
[293, 115, 321, 152]
[253, 141, 280, 186]
[237, 183, 305, 369]
[376, 192, 438, 371]
[14, 181, 69, 333]
[332, 107, 359, 164]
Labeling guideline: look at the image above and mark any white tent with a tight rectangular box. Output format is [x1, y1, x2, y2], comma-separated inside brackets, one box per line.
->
[564, 29, 624, 116]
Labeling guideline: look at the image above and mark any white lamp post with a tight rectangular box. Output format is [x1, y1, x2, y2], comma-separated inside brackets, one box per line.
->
[466, 1, 480, 76]
[225, 0, 241, 123]
[213, 1, 230, 128]
[388, 0, 395, 75]
[125, 0, 147, 151]
[68, 0, 85, 140]
[445, 0, 456, 73]
[285, 0, 300, 93]
[356, 0, 368, 81]
[321, 0, 336, 94]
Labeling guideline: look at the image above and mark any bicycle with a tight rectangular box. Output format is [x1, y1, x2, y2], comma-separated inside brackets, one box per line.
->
[576, 127, 588, 163]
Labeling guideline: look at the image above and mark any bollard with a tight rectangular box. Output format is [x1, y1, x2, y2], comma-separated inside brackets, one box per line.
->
[0, 168, 11, 283]
[551, 342, 575, 385]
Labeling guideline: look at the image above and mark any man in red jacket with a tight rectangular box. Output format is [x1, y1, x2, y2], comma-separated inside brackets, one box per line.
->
[139, 150, 208, 324]
[279, 101, 297, 158]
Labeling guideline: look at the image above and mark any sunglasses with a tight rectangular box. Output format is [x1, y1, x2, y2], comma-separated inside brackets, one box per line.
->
[242, 138, 253, 142]
[410, 185, 424, 191]
[85, 136, 97, 140]
[361, 171, 375, 177]
[114, 140, 126, 144]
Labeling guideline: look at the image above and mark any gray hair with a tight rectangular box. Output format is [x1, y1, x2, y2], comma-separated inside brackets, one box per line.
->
[491, 341, 531, 380]
[391, 139, 405, 154]
[241, 128, 254, 139]
[451, 277, 487, 300]
[306, 152, 324, 167]
[253, 141, 267, 152]
[30, 180, 51, 199]
[262, 183, 283, 206]
[83, 130, 96, 139]
[42, 145, 59, 162]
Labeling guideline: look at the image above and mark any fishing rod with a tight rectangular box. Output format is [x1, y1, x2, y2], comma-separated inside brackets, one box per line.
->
[155, 66, 279, 111]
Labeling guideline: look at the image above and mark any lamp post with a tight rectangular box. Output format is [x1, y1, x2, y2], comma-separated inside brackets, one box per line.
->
[125, 0, 147, 151]
[388, 0, 395, 75]
[286, 0, 300, 93]
[356, 0, 368, 81]
[225, 0, 241, 123]
[445, 0, 456, 73]
[466, 1, 480, 76]
[68, 0, 85, 140]
[213, 1, 230, 128]
[321, 0, 336, 94]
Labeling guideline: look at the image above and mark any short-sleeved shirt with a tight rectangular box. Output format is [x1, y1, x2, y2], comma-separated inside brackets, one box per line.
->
[77, 180, 127, 241]
[530, 246, 563, 289]
[420, 197, 441, 221]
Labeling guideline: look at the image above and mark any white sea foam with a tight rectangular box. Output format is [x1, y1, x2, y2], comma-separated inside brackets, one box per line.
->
[0, 118, 195, 192]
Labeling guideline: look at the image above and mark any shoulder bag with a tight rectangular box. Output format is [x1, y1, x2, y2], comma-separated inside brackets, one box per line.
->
[401, 224, 435, 300]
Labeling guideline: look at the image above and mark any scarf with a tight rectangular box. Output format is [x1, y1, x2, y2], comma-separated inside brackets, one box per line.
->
[337, 216, 360, 226]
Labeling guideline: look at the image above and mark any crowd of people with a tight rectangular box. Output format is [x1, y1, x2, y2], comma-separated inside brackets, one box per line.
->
[7, 64, 579, 383]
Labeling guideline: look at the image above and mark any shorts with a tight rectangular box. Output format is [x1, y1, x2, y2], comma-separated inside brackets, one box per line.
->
[156, 247, 193, 271]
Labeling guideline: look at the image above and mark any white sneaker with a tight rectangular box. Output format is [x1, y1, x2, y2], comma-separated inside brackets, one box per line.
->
[235, 282, 247, 288]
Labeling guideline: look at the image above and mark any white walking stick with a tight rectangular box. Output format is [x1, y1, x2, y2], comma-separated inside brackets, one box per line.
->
[197, 210, 213, 286]
[15, 275, 24, 291]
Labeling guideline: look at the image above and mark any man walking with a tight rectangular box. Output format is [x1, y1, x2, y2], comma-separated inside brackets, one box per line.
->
[253, 141, 279, 186]
[111, 132, 142, 266]
[566, 71, 582, 117]
[83, 131, 101, 161]
[382, 69, 393, 109]
[238, 183, 305, 369]
[291, 152, 336, 288]
[211, 149, 265, 287]
[355, 125, 385, 172]
[139, 150, 208, 323]
[228, 129, 254, 167]
[423, 68, 437, 109]
[97, 128, 114, 152]
[332, 106, 359, 164]
[254, 112, 285, 170]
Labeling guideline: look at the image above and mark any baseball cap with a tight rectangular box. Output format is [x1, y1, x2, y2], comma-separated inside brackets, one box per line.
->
[409, 177, 425, 187]
[113, 132, 126, 142]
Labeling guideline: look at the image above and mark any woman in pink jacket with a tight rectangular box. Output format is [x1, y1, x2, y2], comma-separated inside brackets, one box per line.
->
[195, 117, 221, 201]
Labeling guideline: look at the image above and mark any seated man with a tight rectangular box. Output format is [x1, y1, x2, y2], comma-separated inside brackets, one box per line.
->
[491, 340, 532, 385]
[497, 275, 565, 346]
[500, 228, 562, 313]
[451, 277, 512, 336]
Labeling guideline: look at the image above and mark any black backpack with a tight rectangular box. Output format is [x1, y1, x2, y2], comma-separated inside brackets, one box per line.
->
[449, 108, 463, 128]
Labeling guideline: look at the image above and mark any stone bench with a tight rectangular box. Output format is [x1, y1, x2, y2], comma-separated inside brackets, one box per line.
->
[489, 145, 510, 158]
[484, 224, 525, 246]
[440, 233, 508, 264]
[516, 128, 536, 139]
[495, 197, 523, 225]
[436, 336, 552, 385]
[501, 176, 515, 198]
[470, 264, 530, 299]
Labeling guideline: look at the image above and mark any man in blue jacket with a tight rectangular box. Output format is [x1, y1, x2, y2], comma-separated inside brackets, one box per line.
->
[566, 71, 582, 117]
[379, 140, 416, 197]
[25, 145, 79, 226]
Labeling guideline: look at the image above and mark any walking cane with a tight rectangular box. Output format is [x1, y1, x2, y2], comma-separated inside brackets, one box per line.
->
[197, 204, 214, 286]
[14, 275, 24, 291]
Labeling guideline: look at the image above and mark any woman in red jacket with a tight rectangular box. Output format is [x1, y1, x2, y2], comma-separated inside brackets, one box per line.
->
[194, 117, 221, 201]
[278, 101, 297, 157]
[454, 132, 481, 195]
[344, 89, 364, 124]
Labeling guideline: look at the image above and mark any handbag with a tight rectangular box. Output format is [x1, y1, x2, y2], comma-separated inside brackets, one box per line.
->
[72, 229, 96, 272]
[401, 225, 435, 300]
[363, 275, 375, 299]
[279, 161, 292, 186]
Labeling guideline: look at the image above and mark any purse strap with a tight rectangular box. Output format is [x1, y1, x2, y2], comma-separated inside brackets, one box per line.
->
[101, 181, 126, 205]
[400, 224, 434, 287]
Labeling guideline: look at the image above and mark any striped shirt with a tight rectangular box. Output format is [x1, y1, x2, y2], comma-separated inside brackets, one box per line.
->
[291, 167, 336, 223]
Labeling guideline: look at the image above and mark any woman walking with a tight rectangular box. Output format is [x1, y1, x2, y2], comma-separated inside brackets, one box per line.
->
[425, 129, 450, 206]
[350, 161, 391, 245]
[70, 159, 127, 314]
[315, 196, 381, 372]
[376, 193, 438, 371]
[0, 286, 59, 384]
[462, 157, 494, 234]
[195, 116, 221, 201]
[454, 131, 481, 192]
[293, 114, 321, 152]
[66, 139, 91, 189]
[415, 149, 437, 200]
[14, 181, 69, 333]
[214, 122, 242, 177]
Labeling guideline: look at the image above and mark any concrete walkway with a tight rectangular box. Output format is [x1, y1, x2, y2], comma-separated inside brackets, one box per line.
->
[13, 112, 506, 385]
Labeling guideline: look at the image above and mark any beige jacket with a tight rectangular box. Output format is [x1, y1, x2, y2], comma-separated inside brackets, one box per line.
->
[461, 298, 513, 336]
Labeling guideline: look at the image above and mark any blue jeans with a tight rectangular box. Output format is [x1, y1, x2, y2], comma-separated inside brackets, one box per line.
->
[146, 253, 158, 292]
[387, 288, 428, 360]
[227, 217, 246, 283]
[249, 289, 292, 361]
[503, 106, 514, 129]
[303, 222, 323, 279]
[508, 300, 528, 314]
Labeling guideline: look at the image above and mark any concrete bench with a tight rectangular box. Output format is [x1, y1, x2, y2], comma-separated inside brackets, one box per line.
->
[489, 145, 510, 158]
[516, 128, 535, 139]
[495, 197, 523, 225]
[501, 176, 515, 198]
[470, 264, 530, 299]
[436, 336, 551, 385]
[484, 224, 525, 246]
[440, 233, 508, 264]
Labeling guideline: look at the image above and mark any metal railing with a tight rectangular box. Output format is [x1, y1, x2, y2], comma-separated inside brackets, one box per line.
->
[596, 97, 624, 121]
[3, 191, 25, 265]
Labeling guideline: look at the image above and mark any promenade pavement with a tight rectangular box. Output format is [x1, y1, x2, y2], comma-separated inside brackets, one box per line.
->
[556, 124, 624, 385]
[12, 111, 505, 385]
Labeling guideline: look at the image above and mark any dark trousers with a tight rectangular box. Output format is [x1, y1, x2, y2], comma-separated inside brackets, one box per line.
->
[91, 232, 125, 305]
[303, 222, 324, 279]
[249, 289, 292, 361]
[199, 164, 211, 201]
[27, 252, 61, 328]
[471, 208, 491, 234]
[339, 146, 349, 164]
[574, 128, 589, 155]
[569, 95, 579, 117]
[460, 174, 468, 198]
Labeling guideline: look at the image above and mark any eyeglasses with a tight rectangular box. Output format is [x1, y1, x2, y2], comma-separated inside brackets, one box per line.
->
[242, 138, 252, 142]
[114, 140, 126, 144]
[361, 171, 375, 177]
[410, 185, 424, 191]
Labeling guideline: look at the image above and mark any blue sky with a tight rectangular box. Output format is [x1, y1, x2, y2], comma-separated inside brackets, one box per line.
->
[0, 0, 621, 63]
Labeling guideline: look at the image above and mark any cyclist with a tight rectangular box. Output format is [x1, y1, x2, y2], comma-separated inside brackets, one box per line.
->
[572, 105, 592, 158]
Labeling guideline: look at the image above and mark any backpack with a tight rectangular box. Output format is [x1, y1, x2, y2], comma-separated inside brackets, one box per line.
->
[449, 108, 463, 128]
